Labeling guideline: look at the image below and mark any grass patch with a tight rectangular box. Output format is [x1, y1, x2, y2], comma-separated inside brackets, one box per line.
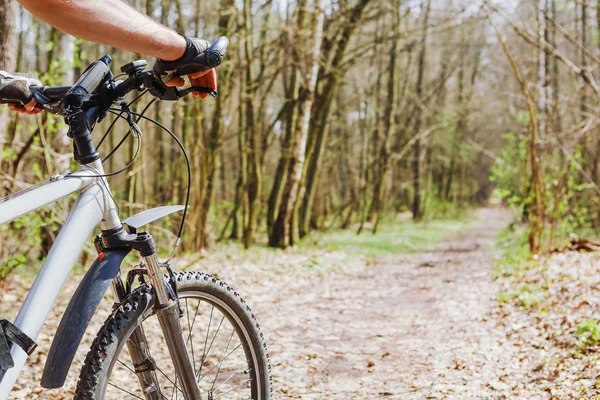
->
[576, 319, 600, 350]
[494, 222, 534, 279]
[494, 222, 550, 310]
[300, 216, 473, 258]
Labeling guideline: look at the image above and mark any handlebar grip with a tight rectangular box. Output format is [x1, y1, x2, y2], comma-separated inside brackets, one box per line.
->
[205, 36, 229, 68]
[67, 55, 112, 95]
[172, 37, 229, 77]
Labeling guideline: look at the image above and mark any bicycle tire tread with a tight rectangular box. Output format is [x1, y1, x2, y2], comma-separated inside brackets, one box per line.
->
[74, 271, 272, 399]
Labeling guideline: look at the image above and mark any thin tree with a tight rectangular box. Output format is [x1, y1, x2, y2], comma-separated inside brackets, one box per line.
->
[0, 0, 18, 166]
[411, 0, 431, 221]
[369, 0, 401, 233]
[485, 6, 545, 254]
[269, 0, 326, 248]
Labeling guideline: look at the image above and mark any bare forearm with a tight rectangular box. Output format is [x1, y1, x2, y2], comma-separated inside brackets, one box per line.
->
[18, 0, 186, 60]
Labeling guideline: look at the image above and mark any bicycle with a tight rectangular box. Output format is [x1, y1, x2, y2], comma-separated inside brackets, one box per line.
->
[0, 37, 272, 399]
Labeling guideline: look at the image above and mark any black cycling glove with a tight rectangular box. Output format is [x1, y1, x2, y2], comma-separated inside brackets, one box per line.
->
[153, 36, 228, 83]
[0, 71, 42, 106]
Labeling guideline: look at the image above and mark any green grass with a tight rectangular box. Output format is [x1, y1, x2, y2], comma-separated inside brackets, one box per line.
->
[2, 210, 477, 283]
[300, 216, 473, 258]
[494, 223, 555, 311]
[494, 223, 533, 279]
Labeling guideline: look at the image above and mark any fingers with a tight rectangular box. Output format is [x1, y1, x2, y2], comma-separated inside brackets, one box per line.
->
[166, 76, 185, 87]
[7, 100, 42, 115]
[190, 75, 207, 99]
[24, 98, 37, 112]
[188, 70, 211, 79]
[166, 68, 218, 100]
[189, 69, 217, 99]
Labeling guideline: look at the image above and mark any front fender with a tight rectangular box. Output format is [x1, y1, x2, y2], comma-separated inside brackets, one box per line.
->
[40, 249, 129, 389]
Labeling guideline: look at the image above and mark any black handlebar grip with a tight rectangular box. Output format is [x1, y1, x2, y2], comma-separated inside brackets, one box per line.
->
[172, 37, 230, 77]
[67, 55, 112, 95]
[205, 36, 229, 68]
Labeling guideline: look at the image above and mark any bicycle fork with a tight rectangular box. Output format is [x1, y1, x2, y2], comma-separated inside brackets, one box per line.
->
[143, 253, 201, 399]
[105, 233, 201, 399]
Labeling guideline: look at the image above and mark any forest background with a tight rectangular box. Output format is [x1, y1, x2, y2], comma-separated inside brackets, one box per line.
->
[1, 0, 599, 274]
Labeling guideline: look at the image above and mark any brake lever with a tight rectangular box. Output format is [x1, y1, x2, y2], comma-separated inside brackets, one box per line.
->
[33, 91, 64, 115]
[0, 93, 62, 115]
[159, 86, 217, 101]
[179, 86, 218, 98]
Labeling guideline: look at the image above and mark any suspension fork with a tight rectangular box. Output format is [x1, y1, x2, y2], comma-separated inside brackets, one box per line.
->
[142, 252, 202, 399]
[110, 276, 164, 400]
[102, 228, 201, 399]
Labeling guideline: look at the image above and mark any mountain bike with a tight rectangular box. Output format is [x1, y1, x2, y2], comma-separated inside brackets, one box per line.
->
[0, 37, 271, 399]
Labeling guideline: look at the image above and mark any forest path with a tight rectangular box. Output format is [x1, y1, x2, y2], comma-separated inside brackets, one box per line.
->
[5, 208, 514, 399]
[263, 207, 514, 399]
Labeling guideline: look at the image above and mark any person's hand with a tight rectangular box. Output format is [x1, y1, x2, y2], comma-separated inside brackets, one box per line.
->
[0, 71, 43, 114]
[8, 98, 42, 114]
[153, 36, 224, 99]
[165, 68, 217, 100]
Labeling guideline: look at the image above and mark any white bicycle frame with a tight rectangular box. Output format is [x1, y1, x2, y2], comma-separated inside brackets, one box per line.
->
[0, 159, 121, 397]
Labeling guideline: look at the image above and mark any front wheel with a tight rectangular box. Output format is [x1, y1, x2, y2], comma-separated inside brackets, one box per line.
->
[75, 271, 272, 400]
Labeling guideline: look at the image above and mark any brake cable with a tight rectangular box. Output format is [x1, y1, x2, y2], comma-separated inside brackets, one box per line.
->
[108, 107, 192, 261]
[97, 88, 149, 156]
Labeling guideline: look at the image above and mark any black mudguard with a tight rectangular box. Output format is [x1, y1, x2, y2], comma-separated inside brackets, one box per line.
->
[40, 249, 129, 389]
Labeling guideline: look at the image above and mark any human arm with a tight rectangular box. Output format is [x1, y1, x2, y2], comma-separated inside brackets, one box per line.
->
[8, 0, 217, 112]
[18, 0, 187, 61]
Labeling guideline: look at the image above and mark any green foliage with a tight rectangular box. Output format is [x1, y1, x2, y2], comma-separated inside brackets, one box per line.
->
[516, 283, 548, 309]
[0, 197, 72, 281]
[494, 223, 551, 310]
[576, 319, 600, 350]
[494, 223, 532, 278]
[1, 147, 15, 163]
[490, 130, 600, 252]
[421, 195, 468, 221]
[0, 254, 28, 280]
[489, 131, 528, 210]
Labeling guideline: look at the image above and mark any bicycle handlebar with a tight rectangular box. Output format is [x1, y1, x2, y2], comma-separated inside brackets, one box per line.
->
[69, 55, 112, 95]
[29, 60, 217, 115]
[4, 37, 227, 164]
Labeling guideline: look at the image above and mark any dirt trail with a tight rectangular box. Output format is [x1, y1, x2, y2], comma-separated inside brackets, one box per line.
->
[4, 208, 514, 399]
[261, 207, 514, 399]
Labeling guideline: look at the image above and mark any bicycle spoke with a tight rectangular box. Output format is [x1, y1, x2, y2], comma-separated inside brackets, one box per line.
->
[210, 329, 235, 392]
[199, 316, 226, 373]
[140, 322, 170, 395]
[212, 379, 252, 400]
[108, 381, 145, 399]
[186, 298, 202, 345]
[185, 298, 198, 375]
[198, 316, 225, 382]
[126, 335, 181, 392]
[170, 374, 178, 400]
[197, 305, 215, 379]
[198, 343, 243, 383]
[213, 365, 248, 392]
[116, 358, 168, 399]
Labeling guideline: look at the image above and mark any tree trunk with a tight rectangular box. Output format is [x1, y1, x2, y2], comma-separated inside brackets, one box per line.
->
[269, 0, 325, 248]
[267, 32, 300, 238]
[241, 0, 262, 248]
[369, 0, 401, 233]
[297, 0, 372, 238]
[0, 0, 17, 158]
[486, 7, 545, 254]
[411, 0, 431, 221]
[195, 0, 236, 249]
